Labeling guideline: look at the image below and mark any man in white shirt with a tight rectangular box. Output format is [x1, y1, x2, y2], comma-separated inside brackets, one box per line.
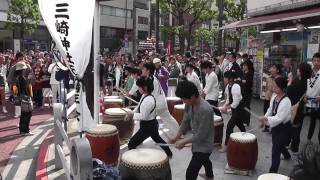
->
[185, 63, 202, 93]
[220, 70, 246, 152]
[48, 61, 60, 103]
[141, 62, 180, 139]
[200, 61, 221, 118]
[306, 52, 320, 143]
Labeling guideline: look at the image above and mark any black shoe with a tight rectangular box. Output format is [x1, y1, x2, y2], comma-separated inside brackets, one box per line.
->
[262, 128, 269, 132]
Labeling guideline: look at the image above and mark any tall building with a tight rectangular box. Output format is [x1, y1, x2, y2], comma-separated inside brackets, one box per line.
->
[0, 0, 151, 55]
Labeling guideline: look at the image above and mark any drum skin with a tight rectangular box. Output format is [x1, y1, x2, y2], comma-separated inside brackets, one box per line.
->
[103, 99, 123, 109]
[102, 115, 134, 143]
[173, 107, 184, 125]
[227, 133, 258, 171]
[119, 149, 172, 180]
[86, 126, 120, 165]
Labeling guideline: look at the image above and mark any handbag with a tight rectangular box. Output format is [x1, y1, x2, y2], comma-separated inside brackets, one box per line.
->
[21, 95, 33, 112]
[17, 77, 33, 112]
[291, 94, 305, 123]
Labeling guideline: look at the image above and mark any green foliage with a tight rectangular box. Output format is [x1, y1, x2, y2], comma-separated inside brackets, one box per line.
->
[223, 0, 247, 21]
[193, 27, 218, 44]
[5, 0, 41, 37]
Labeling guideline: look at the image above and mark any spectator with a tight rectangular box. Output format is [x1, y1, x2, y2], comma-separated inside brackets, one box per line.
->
[32, 62, 44, 107]
[167, 56, 180, 78]
[153, 58, 170, 96]
[48, 61, 60, 103]
[0, 53, 8, 113]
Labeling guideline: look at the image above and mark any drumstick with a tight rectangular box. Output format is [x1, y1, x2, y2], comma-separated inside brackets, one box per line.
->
[211, 105, 231, 114]
[242, 126, 261, 135]
[244, 107, 261, 119]
[116, 87, 139, 104]
[120, 108, 129, 113]
[154, 143, 176, 147]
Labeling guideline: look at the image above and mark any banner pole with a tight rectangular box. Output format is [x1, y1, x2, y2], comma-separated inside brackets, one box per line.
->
[93, 0, 101, 124]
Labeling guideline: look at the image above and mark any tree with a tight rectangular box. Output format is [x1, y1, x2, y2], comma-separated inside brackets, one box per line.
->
[5, 0, 41, 51]
[193, 27, 218, 51]
[159, 0, 217, 54]
[223, 0, 247, 51]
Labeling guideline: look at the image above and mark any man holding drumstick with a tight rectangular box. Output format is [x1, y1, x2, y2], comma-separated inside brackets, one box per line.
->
[171, 80, 214, 180]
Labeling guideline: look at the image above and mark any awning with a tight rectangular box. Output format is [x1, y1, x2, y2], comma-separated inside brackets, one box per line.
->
[222, 6, 320, 29]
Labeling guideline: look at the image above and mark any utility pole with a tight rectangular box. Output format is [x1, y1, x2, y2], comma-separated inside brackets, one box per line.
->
[155, 0, 159, 53]
[124, 0, 128, 54]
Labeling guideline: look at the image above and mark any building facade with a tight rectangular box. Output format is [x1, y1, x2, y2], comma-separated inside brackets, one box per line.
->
[0, 0, 151, 55]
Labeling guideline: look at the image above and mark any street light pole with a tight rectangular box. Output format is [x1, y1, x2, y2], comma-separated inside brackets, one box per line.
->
[155, 0, 159, 53]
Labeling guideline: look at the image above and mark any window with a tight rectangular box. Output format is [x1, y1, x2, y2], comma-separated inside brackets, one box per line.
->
[135, 2, 148, 10]
[101, 5, 132, 18]
[138, 31, 148, 40]
[138, 16, 148, 25]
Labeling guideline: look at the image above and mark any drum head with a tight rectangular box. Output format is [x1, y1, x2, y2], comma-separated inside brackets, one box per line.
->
[174, 104, 185, 110]
[104, 96, 120, 99]
[121, 148, 167, 167]
[104, 99, 123, 103]
[214, 115, 222, 122]
[258, 173, 289, 180]
[86, 124, 117, 135]
[105, 108, 130, 116]
[230, 132, 256, 143]
[166, 97, 181, 101]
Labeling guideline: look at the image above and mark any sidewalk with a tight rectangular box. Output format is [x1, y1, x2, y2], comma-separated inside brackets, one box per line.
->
[0, 102, 52, 179]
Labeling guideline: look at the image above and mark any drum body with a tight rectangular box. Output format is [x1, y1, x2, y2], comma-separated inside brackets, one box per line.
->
[258, 173, 289, 180]
[104, 98, 123, 109]
[173, 104, 185, 125]
[85, 124, 120, 165]
[227, 132, 258, 171]
[166, 97, 181, 115]
[119, 148, 172, 180]
[213, 115, 223, 145]
[103, 108, 134, 143]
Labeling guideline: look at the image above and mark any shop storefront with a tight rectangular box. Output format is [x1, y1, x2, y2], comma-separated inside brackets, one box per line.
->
[223, 6, 320, 98]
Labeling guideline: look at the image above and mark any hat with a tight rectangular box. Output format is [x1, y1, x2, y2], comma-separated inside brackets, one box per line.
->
[153, 58, 161, 64]
[15, 62, 28, 70]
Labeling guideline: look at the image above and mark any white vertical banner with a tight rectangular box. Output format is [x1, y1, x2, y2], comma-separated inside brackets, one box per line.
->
[38, 0, 96, 130]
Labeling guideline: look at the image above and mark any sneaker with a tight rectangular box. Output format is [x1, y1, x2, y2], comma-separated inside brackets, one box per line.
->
[2, 107, 8, 113]
[14, 115, 20, 118]
[219, 146, 227, 153]
[199, 173, 214, 180]
[20, 132, 34, 136]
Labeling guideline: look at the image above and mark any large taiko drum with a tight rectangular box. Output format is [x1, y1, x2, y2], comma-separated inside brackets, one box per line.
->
[213, 115, 223, 145]
[258, 173, 289, 180]
[103, 108, 134, 144]
[119, 148, 172, 180]
[104, 98, 123, 109]
[85, 124, 120, 165]
[227, 132, 258, 171]
[166, 97, 182, 115]
[173, 104, 185, 125]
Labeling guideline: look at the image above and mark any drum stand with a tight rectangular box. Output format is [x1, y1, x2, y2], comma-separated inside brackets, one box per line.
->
[224, 163, 253, 176]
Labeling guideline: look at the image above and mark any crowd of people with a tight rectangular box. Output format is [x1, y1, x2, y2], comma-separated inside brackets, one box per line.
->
[0, 49, 71, 135]
[1, 48, 320, 179]
[99, 50, 320, 179]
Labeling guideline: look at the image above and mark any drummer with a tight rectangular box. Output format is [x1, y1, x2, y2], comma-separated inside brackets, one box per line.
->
[258, 77, 292, 173]
[141, 62, 180, 139]
[172, 80, 214, 180]
[126, 77, 173, 158]
[219, 70, 246, 153]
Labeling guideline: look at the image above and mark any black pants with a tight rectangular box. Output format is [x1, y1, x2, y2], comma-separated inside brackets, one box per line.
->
[33, 89, 43, 107]
[270, 122, 291, 173]
[225, 108, 246, 145]
[186, 152, 213, 180]
[290, 103, 305, 152]
[19, 111, 32, 133]
[128, 120, 172, 157]
[242, 96, 252, 125]
[207, 100, 222, 117]
[263, 100, 270, 130]
[307, 109, 320, 143]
